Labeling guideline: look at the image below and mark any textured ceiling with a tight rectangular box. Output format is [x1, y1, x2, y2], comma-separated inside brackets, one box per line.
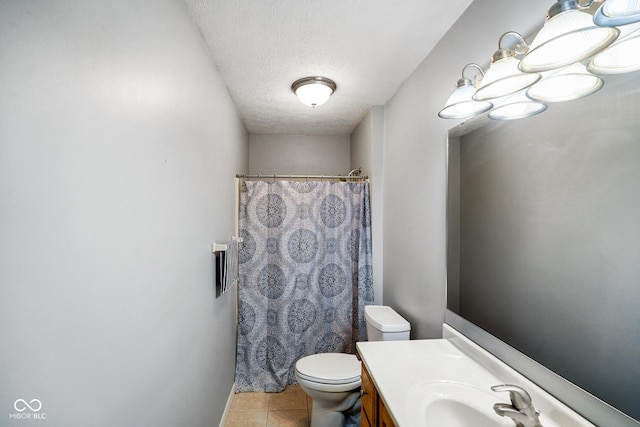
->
[184, 0, 472, 135]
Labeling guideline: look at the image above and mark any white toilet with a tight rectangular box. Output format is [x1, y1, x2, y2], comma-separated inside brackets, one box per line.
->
[295, 305, 411, 427]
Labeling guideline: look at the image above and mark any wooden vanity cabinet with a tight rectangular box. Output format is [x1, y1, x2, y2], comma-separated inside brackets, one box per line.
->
[378, 399, 395, 427]
[361, 365, 396, 427]
[361, 364, 377, 427]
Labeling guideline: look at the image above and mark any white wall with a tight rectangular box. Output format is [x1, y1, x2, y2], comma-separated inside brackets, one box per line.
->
[249, 134, 350, 175]
[381, 0, 549, 339]
[350, 106, 384, 305]
[0, 1, 248, 426]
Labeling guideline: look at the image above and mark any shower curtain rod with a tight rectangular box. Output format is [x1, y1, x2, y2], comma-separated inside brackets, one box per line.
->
[236, 174, 368, 180]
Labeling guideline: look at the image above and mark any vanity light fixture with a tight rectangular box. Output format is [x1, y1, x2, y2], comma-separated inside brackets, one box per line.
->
[291, 76, 336, 108]
[488, 91, 548, 120]
[519, 0, 619, 73]
[588, 26, 640, 73]
[526, 62, 604, 102]
[438, 63, 493, 119]
[594, 0, 640, 26]
[473, 32, 541, 101]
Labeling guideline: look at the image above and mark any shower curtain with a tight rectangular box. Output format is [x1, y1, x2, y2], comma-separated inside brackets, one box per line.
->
[235, 180, 374, 392]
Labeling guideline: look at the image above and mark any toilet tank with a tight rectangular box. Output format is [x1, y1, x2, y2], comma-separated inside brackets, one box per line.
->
[364, 305, 411, 341]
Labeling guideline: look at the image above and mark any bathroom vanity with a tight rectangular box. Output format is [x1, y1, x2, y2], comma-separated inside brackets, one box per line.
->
[356, 325, 594, 427]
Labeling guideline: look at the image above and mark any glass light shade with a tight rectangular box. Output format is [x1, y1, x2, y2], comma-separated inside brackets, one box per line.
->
[527, 62, 604, 102]
[588, 27, 640, 74]
[291, 77, 336, 107]
[438, 85, 493, 119]
[488, 92, 548, 121]
[594, 0, 640, 26]
[519, 9, 619, 72]
[474, 56, 541, 101]
[294, 84, 333, 107]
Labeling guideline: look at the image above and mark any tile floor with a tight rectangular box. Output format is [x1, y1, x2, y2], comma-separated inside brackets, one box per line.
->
[224, 385, 313, 427]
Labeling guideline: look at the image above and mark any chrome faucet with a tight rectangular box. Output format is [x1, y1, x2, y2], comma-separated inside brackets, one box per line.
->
[491, 384, 543, 427]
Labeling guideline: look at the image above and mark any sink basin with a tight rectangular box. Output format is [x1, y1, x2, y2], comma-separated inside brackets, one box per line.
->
[405, 382, 515, 427]
[425, 399, 509, 427]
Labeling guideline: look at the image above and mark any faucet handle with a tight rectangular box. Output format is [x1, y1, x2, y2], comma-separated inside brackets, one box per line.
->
[491, 384, 533, 410]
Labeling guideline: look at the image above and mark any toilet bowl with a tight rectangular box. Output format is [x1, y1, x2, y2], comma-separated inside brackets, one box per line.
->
[295, 353, 362, 427]
[295, 305, 410, 427]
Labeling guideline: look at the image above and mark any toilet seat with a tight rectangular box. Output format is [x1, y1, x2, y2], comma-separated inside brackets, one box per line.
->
[295, 353, 361, 385]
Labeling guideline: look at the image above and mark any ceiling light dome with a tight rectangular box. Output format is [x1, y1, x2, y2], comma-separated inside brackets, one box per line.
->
[594, 0, 640, 26]
[488, 91, 548, 120]
[438, 64, 493, 119]
[473, 32, 541, 101]
[527, 62, 604, 102]
[519, 0, 619, 73]
[291, 77, 336, 108]
[588, 27, 640, 74]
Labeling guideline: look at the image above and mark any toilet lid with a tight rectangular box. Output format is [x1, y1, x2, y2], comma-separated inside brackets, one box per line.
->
[295, 353, 361, 384]
[364, 305, 411, 332]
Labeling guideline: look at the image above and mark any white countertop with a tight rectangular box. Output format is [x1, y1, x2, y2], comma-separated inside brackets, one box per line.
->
[356, 326, 594, 427]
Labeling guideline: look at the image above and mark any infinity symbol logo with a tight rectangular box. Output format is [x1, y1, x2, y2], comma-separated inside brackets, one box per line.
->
[14, 399, 42, 412]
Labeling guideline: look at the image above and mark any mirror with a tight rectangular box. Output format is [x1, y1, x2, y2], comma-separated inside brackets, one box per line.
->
[447, 71, 640, 424]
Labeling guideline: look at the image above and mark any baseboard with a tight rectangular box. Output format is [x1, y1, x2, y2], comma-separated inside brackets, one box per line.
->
[218, 382, 236, 427]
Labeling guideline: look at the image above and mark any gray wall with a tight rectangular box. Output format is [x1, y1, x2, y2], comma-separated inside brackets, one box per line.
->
[248, 134, 350, 175]
[0, 1, 248, 426]
[382, 0, 548, 339]
[351, 106, 385, 305]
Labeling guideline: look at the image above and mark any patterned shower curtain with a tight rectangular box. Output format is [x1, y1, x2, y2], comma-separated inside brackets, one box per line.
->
[235, 180, 374, 392]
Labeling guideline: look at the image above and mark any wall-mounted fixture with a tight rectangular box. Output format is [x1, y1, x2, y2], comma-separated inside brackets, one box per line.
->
[594, 0, 640, 26]
[438, 0, 640, 122]
[473, 32, 541, 101]
[291, 76, 336, 108]
[438, 64, 493, 119]
[519, 0, 619, 73]
[488, 91, 548, 120]
[527, 62, 603, 102]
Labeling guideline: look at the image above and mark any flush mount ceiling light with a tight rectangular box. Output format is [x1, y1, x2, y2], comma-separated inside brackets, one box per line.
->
[519, 0, 619, 73]
[488, 91, 548, 120]
[588, 26, 640, 73]
[473, 32, 542, 101]
[527, 62, 604, 102]
[291, 76, 336, 108]
[594, 0, 640, 26]
[438, 63, 493, 119]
